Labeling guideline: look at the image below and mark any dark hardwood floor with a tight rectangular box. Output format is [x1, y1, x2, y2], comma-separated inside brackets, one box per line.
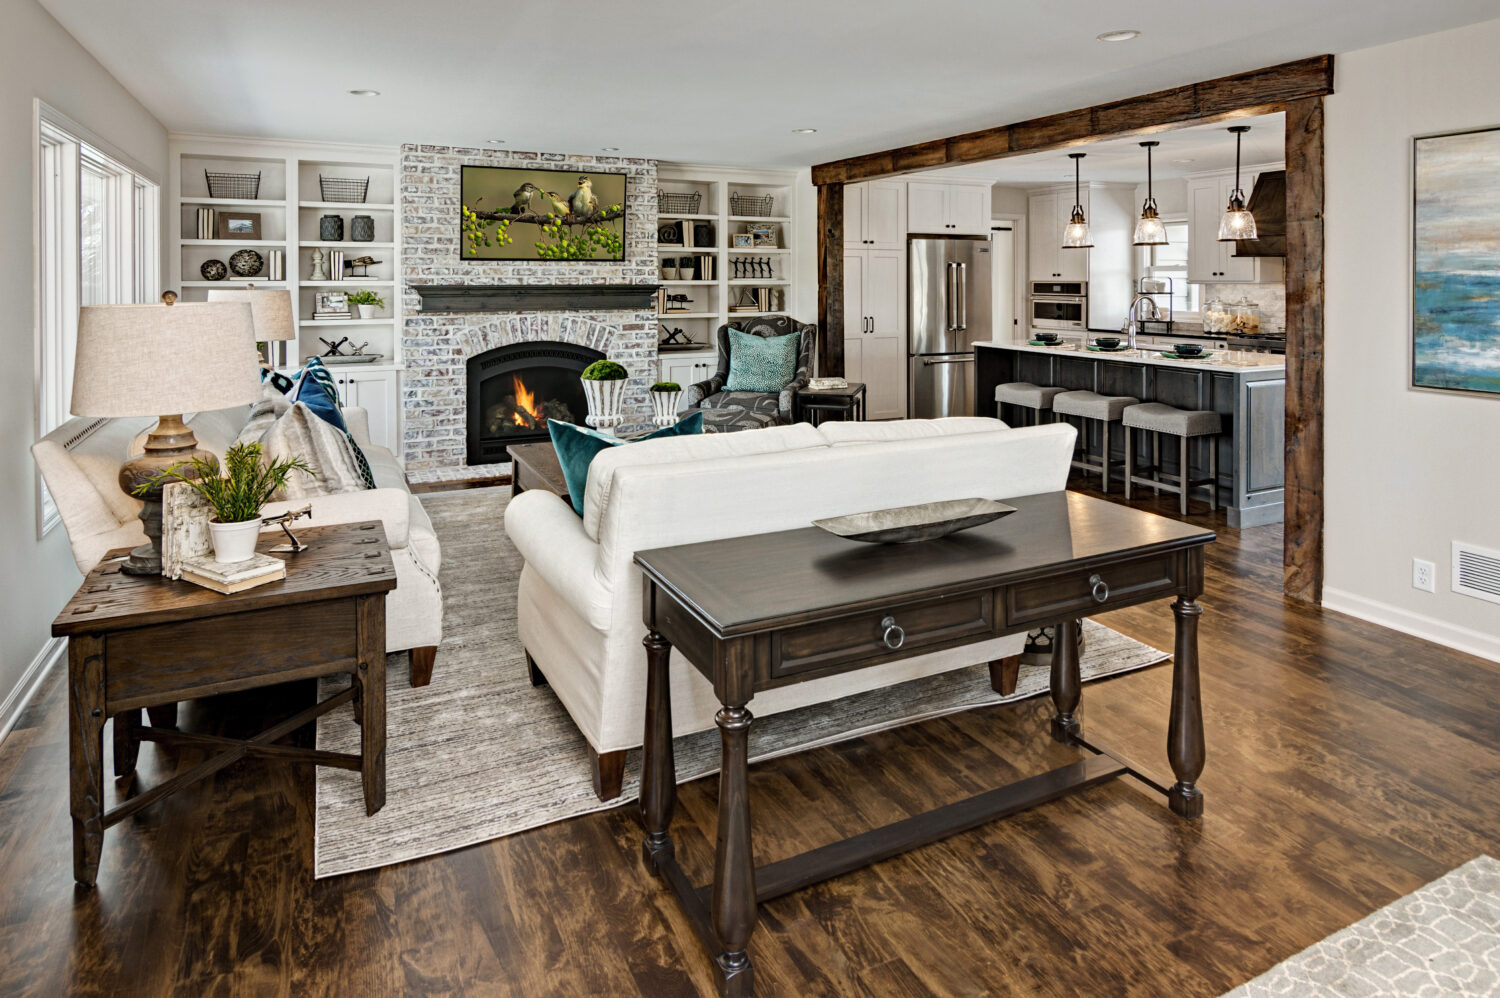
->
[3, 474, 1498, 996]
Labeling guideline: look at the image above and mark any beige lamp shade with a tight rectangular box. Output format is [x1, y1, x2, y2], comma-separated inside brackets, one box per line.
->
[70, 300, 263, 417]
[206, 287, 296, 341]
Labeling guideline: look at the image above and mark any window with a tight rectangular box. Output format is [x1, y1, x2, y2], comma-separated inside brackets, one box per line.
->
[34, 103, 160, 536]
[1138, 219, 1199, 318]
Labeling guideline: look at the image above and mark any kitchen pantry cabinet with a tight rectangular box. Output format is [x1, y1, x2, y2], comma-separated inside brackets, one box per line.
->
[1186, 172, 1284, 284]
[906, 182, 991, 236]
[1027, 192, 1090, 283]
[844, 181, 905, 249]
[329, 366, 401, 456]
[842, 248, 906, 420]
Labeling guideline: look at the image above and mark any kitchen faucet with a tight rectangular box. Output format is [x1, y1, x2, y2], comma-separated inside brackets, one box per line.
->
[1123, 293, 1161, 350]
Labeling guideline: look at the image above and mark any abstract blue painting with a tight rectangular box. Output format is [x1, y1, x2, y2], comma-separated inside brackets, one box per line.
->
[1413, 126, 1500, 396]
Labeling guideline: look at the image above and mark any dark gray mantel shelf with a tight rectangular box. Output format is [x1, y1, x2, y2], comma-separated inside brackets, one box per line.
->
[408, 283, 660, 313]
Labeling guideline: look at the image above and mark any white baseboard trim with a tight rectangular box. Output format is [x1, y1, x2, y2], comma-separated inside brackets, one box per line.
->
[0, 636, 65, 745]
[1322, 588, 1500, 665]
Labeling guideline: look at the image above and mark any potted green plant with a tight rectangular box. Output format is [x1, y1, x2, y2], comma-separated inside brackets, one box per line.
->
[648, 380, 682, 427]
[345, 289, 385, 319]
[580, 359, 629, 435]
[135, 442, 308, 564]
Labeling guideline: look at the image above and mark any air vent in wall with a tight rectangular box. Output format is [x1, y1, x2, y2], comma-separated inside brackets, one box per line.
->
[1452, 541, 1500, 605]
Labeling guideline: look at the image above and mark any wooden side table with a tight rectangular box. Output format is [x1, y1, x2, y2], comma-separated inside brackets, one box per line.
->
[508, 441, 569, 503]
[51, 521, 397, 887]
[798, 382, 866, 425]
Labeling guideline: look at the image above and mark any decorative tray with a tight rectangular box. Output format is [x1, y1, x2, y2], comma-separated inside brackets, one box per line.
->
[813, 498, 1017, 544]
[1027, 339, 1068, 347]
[1086, 344, 1130, 352]
[1158, 351, 1214, 361]
[315, 354, 384, 365]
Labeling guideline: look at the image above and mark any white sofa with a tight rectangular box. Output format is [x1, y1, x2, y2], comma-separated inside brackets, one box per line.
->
[32, 405, 443, 686]
[503, 416, 1076, 799]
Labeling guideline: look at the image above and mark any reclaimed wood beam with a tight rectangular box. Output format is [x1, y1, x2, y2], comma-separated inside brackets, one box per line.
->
[817, 183, 844, 376]
[811, 56, 1334, 185]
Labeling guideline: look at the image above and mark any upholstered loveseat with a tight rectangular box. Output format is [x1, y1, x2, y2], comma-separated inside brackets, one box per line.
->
[503, 416, 1077, 799]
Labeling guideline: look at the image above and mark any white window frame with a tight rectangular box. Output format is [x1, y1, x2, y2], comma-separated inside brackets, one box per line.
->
[33, 101, 160, 537]
[1136, 216, 1200, 322]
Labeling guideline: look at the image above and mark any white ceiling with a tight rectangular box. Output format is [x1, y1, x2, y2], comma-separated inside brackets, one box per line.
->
[36, 0, 1500, 168]
[929, 113, 1286, 186]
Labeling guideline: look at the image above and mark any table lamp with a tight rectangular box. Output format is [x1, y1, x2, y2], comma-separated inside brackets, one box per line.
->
[207, 286, 295, 368]
[70, 292, 262, 575]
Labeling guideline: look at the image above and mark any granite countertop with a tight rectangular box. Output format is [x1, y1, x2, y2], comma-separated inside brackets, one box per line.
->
[973, 340, 1286, 374]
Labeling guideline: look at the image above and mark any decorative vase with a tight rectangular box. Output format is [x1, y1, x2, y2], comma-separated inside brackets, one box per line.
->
[229, 248, 264, 277]
[200, 258, 227, 281]
[350, 215, 375, 242]
[649, 390, 682, 428]
[357, 303, 377, 319]
[581, 378, 627, 436]
[320, 214, 344, 241]
[207, 518, 262, 564]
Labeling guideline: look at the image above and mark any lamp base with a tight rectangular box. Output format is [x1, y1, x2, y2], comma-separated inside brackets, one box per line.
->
[118, 414, 215, 577]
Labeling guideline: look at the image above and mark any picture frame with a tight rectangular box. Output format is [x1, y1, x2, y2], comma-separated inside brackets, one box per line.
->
[731, 232, 755, 249]
[747, 221, 780, 247]
[217, 212, 262, 240]
[752, 231, 777, 248]
[460, 164, 628, 262]
[314, 291, 350, 317]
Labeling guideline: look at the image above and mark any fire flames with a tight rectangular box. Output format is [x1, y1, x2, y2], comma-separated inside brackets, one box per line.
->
[511, 375, 538, 426]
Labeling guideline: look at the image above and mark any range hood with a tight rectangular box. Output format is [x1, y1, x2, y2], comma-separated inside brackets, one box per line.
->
[1233, 170, 1286, 258]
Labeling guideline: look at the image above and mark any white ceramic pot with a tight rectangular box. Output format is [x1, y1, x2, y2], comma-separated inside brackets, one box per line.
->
[207, 518, 262, 564]
[357, 303, 378, 319]
[649, 390, 683, 428]
[582, 377, 627, 435]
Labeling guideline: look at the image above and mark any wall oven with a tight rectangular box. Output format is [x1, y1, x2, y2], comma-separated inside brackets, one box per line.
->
[1028, 281, 1087, 332]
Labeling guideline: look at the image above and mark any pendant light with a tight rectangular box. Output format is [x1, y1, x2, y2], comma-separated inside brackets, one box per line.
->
[1218, 125, 1258, 241]
[1133, 140, 1168, 246]
[1061, 152, 1093, 249]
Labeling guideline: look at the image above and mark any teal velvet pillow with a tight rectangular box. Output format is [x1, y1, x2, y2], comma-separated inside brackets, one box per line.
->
[723, 328, 800, 393]
[547, 411, 704, 516]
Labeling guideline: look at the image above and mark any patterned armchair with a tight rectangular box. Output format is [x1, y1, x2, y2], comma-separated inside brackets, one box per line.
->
[681, 315, 816, 432]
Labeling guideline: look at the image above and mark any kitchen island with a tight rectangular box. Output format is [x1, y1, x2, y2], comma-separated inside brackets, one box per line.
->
[975, 341, 1285, 527]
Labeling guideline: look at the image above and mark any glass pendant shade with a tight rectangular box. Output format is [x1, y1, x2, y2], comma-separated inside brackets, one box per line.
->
[1133, 141, 1168, 246]
[1218, 125, 1258, 242]
[1061, 152, 1092, 248]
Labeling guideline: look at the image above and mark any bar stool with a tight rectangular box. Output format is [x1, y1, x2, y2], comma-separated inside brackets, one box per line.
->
[1122, 402, 1222, 515]
[1051, 390, 1138, 492]
[994, 382, 1066, 426]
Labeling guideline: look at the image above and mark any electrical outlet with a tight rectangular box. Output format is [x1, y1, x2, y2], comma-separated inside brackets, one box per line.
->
[1413, 558, 1436, 593]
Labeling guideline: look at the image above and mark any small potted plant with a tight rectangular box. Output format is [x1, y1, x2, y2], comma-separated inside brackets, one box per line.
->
[135, 442, 308, 564]
[648, 381, 682, 427]
[580, 359, 629, 435]
[345, 289, 385, 319]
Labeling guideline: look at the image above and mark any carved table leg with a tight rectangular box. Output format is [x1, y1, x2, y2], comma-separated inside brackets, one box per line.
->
[712, 702, 756, 998]
[113, 708, 142, 778]
[640, 631, 677, 871]
[68, 635, 107, 887]
[1168, 596, 1206, 818]
[1049, 619, 1081, 743]
[358, 594, 386, 815]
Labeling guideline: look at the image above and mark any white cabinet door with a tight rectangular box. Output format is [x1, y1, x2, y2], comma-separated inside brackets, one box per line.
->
[865, 181, 905, 248]
[907, 182, 948, 234]
[661, 354, 713, 389]
[863, 334, 906, 420]
[1028, 193, 1060, 281]
[843, 184, 866, 247]
[1187, 178, 1224, 284]
[843, 336, 864, 386]
[947, 184, 990, 235]
[843, 250, 866, 337]
[864, 249, 904, 334]
[339, 368, 399, 455]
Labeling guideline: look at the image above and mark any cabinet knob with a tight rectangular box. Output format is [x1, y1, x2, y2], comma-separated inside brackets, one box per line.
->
[880, 615, 905, 650]
[1089, 574, 1110, 604]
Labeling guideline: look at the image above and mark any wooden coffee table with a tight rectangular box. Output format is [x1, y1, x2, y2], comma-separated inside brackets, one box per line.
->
[508, 441, 568, 502]
[52, 521, 396, 887]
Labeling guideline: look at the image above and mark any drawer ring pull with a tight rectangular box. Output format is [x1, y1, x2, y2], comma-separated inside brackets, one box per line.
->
[880, 616, 905, 650]
[1089, 574, 1110, 603]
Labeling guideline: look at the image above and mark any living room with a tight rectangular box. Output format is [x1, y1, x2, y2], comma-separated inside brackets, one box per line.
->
[5, 2, 1500, 995]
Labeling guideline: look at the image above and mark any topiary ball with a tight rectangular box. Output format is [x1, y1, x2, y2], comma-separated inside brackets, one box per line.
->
[649, 381, 682, 393]
[581, 360, 628, 381]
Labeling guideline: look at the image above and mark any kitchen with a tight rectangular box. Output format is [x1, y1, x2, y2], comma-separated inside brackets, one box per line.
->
[841, 110, 1287, 525]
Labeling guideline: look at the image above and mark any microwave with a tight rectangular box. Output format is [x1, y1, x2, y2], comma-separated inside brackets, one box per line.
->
[1030, 293, 1086, 330]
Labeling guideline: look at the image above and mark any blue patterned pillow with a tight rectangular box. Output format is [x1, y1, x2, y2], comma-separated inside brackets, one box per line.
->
[723, 329, 799, 393]
[548, 411, 704, 516]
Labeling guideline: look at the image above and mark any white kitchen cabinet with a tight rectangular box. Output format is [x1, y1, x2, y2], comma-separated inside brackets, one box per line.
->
[842, 246, 905, 419]
[330, 366, 401, 457]
[907, 182, 991, 236]
[1186, 172, 1283, 284]
[1028, 191, 1089, 283]
[845, 181, 905, 248]
[843, 251, 866, 337]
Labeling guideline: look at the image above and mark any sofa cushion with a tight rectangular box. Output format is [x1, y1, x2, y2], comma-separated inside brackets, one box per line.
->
[550, 412, 704, 515]
[699, 390, 780, 414]
[818, 416, 1010, 445]
[260, 402, 369, 499]
[724, 327, 800, 393]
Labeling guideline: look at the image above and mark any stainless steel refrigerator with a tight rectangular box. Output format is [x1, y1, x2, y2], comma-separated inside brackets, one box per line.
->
[908, 236, 991, 418]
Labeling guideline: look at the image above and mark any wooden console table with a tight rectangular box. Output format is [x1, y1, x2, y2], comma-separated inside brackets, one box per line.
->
[634, 491, 1214, 996]
[52, 522, 396, 887]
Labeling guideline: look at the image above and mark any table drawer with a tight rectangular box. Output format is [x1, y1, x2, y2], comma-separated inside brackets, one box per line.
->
[771, 592, 994, 681]
[1004, 554, 1176, 626]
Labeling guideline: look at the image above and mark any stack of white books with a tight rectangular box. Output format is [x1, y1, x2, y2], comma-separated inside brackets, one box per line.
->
[179, 552, 285, 594]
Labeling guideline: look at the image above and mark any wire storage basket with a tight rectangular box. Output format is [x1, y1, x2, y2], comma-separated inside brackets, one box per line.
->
[657, 191, 702, 215]
[730, 192, 774, 216]
[204, 170, 261, 200]
[319, 175, 370, 203]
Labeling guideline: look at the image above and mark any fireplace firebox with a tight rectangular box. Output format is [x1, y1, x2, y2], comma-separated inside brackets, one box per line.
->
[466, 341, 605, 464]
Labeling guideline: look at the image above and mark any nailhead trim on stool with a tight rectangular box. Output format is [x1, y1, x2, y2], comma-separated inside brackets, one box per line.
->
[1122, 402, 1221, 515]
[1051, 390, 1138, 493]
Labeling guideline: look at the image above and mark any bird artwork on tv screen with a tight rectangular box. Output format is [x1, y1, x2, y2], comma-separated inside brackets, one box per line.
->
[1413, 126, 1500, 396]
[460, 165, 627, 261]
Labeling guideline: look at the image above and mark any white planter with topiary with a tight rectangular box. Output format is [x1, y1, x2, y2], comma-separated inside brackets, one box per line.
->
[580, 360, 629, 436]
[648, 381, 683, 428]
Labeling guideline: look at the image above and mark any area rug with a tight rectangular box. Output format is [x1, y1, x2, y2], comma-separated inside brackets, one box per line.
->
[313, 487, 1169, 878]
[1222, 856, 1500, 996]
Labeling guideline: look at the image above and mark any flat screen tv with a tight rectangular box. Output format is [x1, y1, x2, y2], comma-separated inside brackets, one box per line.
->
[460, 165, 627, 262]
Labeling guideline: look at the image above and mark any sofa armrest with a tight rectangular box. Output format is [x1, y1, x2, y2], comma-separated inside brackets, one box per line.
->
[262, 487, 410, 550]
[779, 374, 809, 421]
[504, 489, 612, 631]
[342, 406, 373, 449]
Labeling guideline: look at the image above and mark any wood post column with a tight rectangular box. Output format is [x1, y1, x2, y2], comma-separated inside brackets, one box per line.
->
[816, 182, 844, 378]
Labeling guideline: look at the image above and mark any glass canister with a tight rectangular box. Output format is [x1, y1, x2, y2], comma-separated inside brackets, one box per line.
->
[1202, 297, 1229, 334]
[1227, 296, 1261, 335]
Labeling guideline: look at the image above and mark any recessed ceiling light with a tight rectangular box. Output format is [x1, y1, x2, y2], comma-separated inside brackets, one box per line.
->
[791, 128, 818, 134]
[601, 146, 620, 152]
[485, 138, 506, 145]
[347, 89, 381, 97]
[1096, 29, 1140, 42]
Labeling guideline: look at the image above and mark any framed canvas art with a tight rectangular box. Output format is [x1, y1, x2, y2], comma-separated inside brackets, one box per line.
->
[460, 165, 627, 261]
[1412, 125, 1500, 396]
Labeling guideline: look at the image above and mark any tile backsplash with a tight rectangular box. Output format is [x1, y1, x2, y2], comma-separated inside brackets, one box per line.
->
[1199, 282, 1285, 334]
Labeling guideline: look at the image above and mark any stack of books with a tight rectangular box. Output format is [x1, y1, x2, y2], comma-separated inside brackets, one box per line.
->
[195, 207, 216, 238]
[329, 249, 345, 282]
[179, 552, 285, 594]
[266, 249, 285, 281]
